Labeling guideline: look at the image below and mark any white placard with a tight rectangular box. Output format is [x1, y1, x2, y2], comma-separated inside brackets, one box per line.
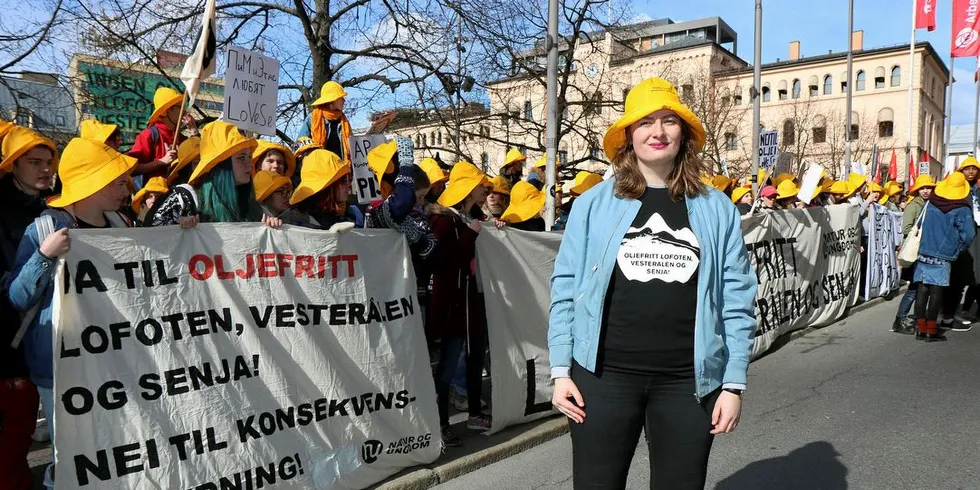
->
[797, 164, 825, 205]
[864, 204, 902, 300]
[223, 47, 279, 136]
[53, 225, 440, 489]
[849, 162, 866, 176]
[349, 135, 387, 204]
[759, 130, 779, 170]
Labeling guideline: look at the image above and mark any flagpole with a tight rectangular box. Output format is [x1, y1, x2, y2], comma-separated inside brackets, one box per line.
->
[974, 58, 980, 155]
[906, 0, 917, 189]
[751, 0, 762, 199]
[172, 91, 188, 148]
[844, 0, 854, 170]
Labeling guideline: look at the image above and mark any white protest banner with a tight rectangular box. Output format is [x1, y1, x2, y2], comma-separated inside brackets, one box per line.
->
[759, 130, 779, 170]
[797, 164, 825, 205]
[350, 135, 387, 204]
[742, 204, 862, 358]
[475, 229, 557, 435]
[864, 203, 902, 299]
[891, 211, 903, 249]
[53, 225, 440, 490]
[849, 162, 867, 176]
[224, 47, 279, 136]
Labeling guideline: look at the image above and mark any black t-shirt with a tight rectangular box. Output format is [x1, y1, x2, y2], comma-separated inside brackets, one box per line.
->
[600, 186, 700, 377]
[76, 218, 110, 229]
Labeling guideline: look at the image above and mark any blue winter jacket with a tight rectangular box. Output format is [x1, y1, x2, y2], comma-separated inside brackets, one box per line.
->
[548, 179, 758, 398]
[918, 203, 976, 261]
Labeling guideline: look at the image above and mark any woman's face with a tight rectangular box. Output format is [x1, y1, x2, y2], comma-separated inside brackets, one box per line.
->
[332, 174, 352, 202]
[327, 98, 346, 111]
[738, 192, 753, 205]
[919, 187, 933, 200]
[628, 110, 684, 165]
[259, 150, 286, 175]
[143, 192, 163, 212]
[761, 195, 776, 208]
[469, 184, 489, 205]
[487, 192, 506, 207]
[13, 146, 55, 192]
[868, 191, 882, 202]
[265, 184, 292, 214]
[92, 174, 131, 212]
[231, 150, 253, 185]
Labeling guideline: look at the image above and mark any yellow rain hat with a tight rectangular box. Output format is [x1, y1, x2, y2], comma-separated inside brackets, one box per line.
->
[438, 161, 491, 207]
[533, 155, 561, 169]
[501, 181, 547, 224]
[0, 126, 58, 174]
[311, 81, 347, 107]
[710, 174, 733, 192]
[489, 175, 511, 195]
[776, 179, 800, 200]
[570, 171, 603, 196]
[958, 156, 980, 171]
[294, 137, 321, 159]
[79, 119, 119, 145]
[842, 173, 868, 199]
[603, 78, 706, 160]
[771, 173, 796, 187]
[828, 180, 849, 195]
[883, 180, 903, 197]
[418, 158, 448, 186]
[909, 174, 936, 193]
[935, 171, 972, 201]
[253, 170, 292, 201]
[132, 176, 169, 213]
[252, 140, 296, 178]
[168, 136, 201, 184]
[501, 148, 527, 171]
[865, 182, 884, 195]
[367, 140, 397, 185]
[189, 121, 258, 184]
[289, 149, 350, 205]
[47, 138, 136, 208]
[0, 119, 14, 139]
[147, 87, 183, 125]
[731, 185, 752, 204]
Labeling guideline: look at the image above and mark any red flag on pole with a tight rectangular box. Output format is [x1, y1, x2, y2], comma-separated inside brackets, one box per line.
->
[916, 0, 937, 31]
[909, 153, 919, 182]
[888, 149, 898, 180]
[952, 0, 980, 57]
[875, 151, 883, 183]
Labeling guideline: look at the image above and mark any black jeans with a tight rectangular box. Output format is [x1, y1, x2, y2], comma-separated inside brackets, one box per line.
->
[915, 283, 944, 321]
[434, 332, 488, 426]
[568, 362, 720, 490]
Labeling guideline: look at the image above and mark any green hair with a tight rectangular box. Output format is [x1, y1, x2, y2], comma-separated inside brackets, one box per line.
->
[197, 160, 263, 223]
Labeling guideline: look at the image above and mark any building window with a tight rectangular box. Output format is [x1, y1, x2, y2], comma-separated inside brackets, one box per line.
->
[721, 96, 731, 107]
[783, 120, 796, 146]
[879, 121, 894, 138]
[762, 85, 771, 102]
[778, 89, 787, 101]
[792, 79, 801, 99]
[589, 91, 603, 116]
[841, 81, 848, 93]
[558, 149, 568, 166]
[813, 116, 827, 143]
[856, 70, 866, 91]
[725, 132, 737, 151]
[524, 100, 533, 121]
[15, 109, 30, 127]
[437, 132, 442, 145]
[56, 115, 66, 127]
[733, 95, 742, 105]
[429, 132, 435, 146]
[891, 66, 902, 87]
[823, 75, 833, 95]
[682, 84, 694, 102]
[480, 152, 489, 172]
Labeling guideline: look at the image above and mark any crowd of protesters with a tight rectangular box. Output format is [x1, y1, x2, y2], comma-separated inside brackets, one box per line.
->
[2, 75, 977, 490]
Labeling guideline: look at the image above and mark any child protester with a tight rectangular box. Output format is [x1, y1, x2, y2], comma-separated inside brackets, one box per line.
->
[501, 181, 547, 231]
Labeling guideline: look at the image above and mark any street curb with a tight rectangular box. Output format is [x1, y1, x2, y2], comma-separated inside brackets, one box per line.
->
[375, 418, 569, 490]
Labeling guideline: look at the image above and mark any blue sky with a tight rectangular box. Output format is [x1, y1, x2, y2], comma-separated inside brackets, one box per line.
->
[638, 1, 979, 125]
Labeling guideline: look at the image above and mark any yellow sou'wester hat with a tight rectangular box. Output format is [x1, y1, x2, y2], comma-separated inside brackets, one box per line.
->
[489, 175, 511, 195]
[438, 161, 491, 207]
[254, 170, 293, 202]
[367, 140, 397, 184]
[418, 158, 448, 186]
[776, 180, 800, 200]
[79, 119, 119, 145]
[935, 171, 971, 200]
[289, 149, 350, 205]
[731, 186, 752, 204]
[909, 174, 936, 194]
[0, 126, 58, 174]
[501, 181, 546, 224]
[189, 121, 258, 185]
[311, 81, 347, 107]
[603, 78, 706, 160]
[168, 136, 201, 184]
[47, 138, 136, 208]
[570, 171, 602, 196]
[132, 176, 169, 213]
[147, 87, 183, 125]
[501, 148, 527, 171]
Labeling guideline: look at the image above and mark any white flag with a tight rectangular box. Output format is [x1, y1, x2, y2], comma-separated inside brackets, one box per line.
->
[181, 0, 217, 106]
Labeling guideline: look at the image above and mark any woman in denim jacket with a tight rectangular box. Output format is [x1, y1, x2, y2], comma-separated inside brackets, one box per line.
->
[548, 78, 758, 489]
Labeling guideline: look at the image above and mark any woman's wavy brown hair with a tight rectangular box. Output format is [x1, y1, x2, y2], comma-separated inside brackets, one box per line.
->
[611, 121, 710, 201]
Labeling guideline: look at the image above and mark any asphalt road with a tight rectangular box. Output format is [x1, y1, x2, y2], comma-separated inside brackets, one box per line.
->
[433, 295, 980, 490]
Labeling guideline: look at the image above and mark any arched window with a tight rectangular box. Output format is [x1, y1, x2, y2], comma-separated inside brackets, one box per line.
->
[777, 80, 788, 101]
[480, 152, 489, 172]
[792, 79, 802, 99]
[878, 108, 895, 137]
[875, 67, 886, 89]
[823, 75, 833, 95]
[808, 76, 819, 97]
[848, 112, 860, 140]
[524, 100, 533, 121]
[856, 70, 866, 91]
[891, 66, 902, 87]
[783, 120, 796, 146]
[762, 83, 771, 102]
[733, 87, 743, 105]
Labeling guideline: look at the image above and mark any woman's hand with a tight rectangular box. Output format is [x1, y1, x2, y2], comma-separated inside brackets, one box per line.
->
[39, 228, 71, 259]
[178, 215, 199, 229]
[710, 390, 742, 435]
[491, 218, 506, 229]
[552, 377, 586, 424]
[262, 215, 283, 229]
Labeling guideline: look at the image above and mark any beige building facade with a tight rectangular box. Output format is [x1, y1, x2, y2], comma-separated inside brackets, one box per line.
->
[393, 17, 949, 184]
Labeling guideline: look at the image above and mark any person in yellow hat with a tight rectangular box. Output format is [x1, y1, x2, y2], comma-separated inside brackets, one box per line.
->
[501, 181, 547, 231]
[771, 173, 796, 188]
[131, 176, 169, 223]
[253, 140, 296, 178]
[879, 181, 903, 211]
[367, 139, 398, 199]
[945, 157, 980, 329]
[0, 126, 58, 200]
[556, 171, 602, 229]
[79, 119, 122, 149]
[428, 161, 498, 445]
[863, 182, 884, 204]
[911, 171, 976, 341]
[550, 78, 757, 489]
[282, 149, 362, 229]
[167, 136, 201, 186]
[890, 174, 937, 335]
[128, 86, 198, 190]
[825, 180, 849, 204]
[775, 179, 803, 210]
[298, 81, 352, 161]
[731, 185, 753, 215]
[482, 176, 511, 219]
[6, 137, 137, 482]
[499, 148, 527, 186]
[418, 157, 448, 203]
[253, 170, 293, 218]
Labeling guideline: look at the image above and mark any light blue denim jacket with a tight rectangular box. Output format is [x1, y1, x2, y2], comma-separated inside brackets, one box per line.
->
[548, 179, 758, 399]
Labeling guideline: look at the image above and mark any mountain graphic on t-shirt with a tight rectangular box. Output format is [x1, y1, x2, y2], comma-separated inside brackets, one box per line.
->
[617, 213, 700, 284]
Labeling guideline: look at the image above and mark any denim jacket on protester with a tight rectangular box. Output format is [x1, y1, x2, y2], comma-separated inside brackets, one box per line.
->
[548, 178, 758, 398]
[918, 203, 975, 261]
